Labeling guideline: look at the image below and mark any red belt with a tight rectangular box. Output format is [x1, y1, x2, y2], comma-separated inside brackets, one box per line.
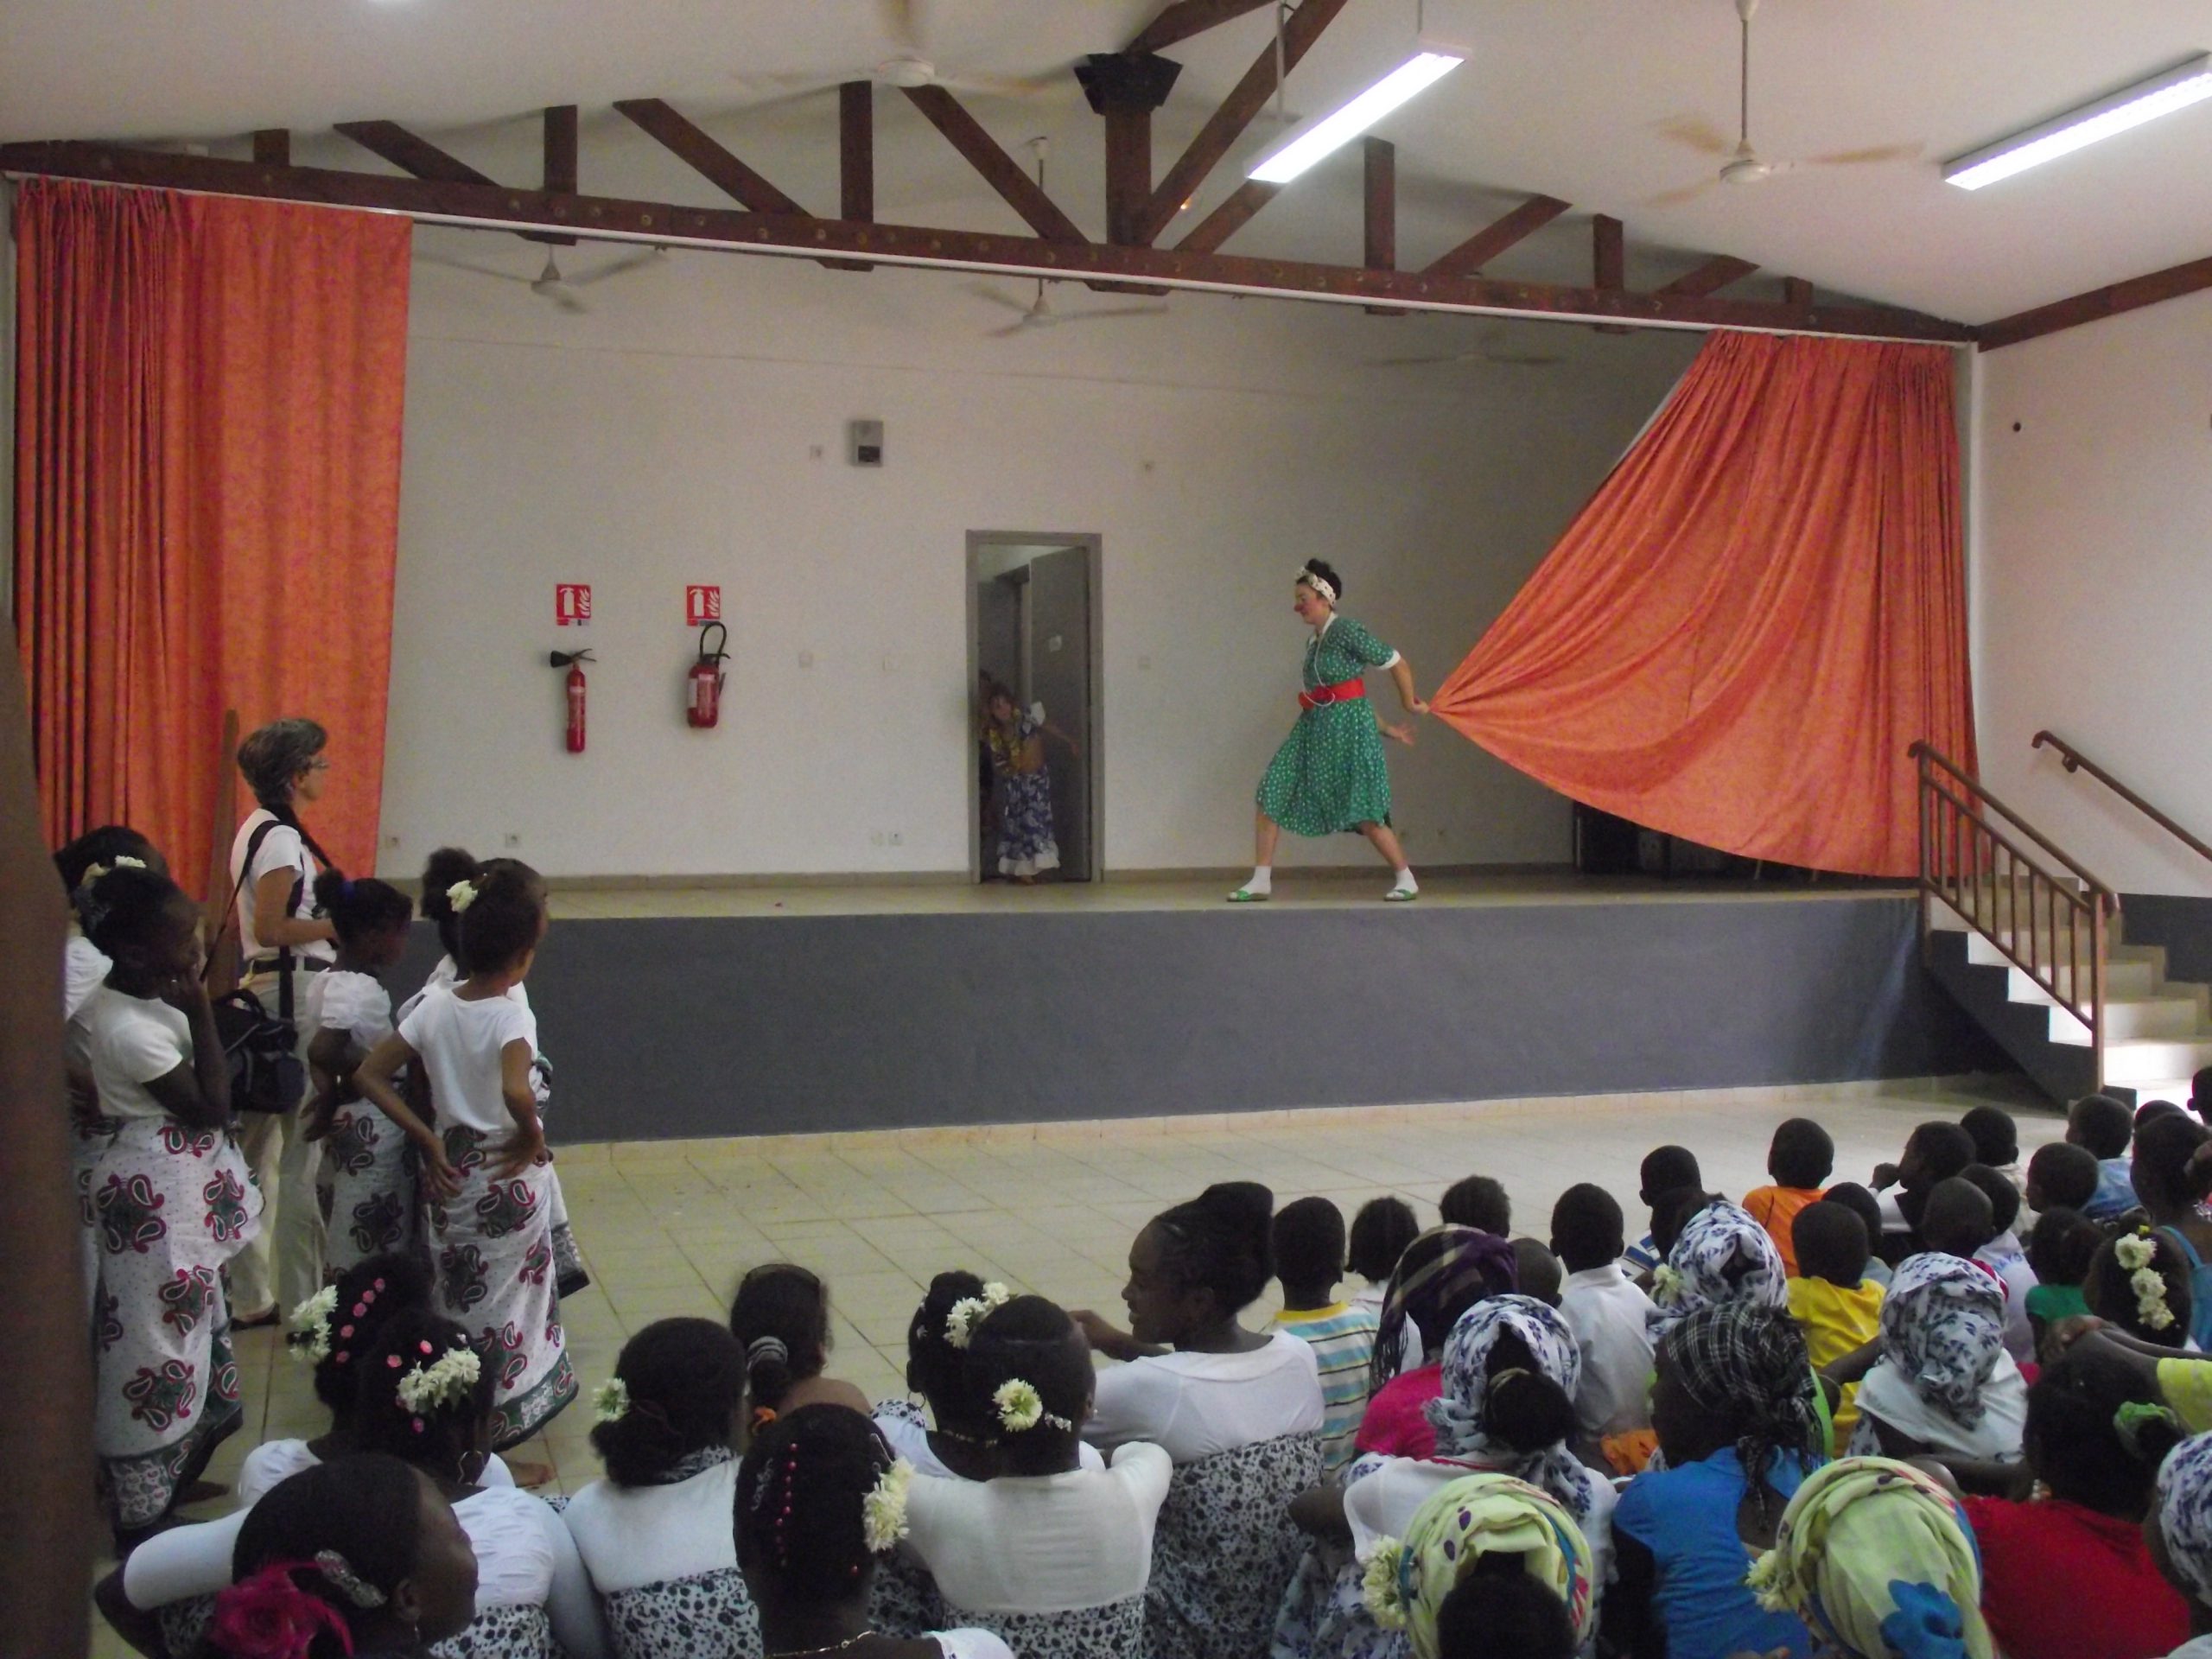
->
[1299, 678, 1367, 711]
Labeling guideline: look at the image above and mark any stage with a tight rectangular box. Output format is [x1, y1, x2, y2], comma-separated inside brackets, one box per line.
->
[419, 874, 2017, 1144]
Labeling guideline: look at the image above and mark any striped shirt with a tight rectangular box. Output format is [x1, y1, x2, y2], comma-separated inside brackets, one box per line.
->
[1272, 1302, 1380, 1473]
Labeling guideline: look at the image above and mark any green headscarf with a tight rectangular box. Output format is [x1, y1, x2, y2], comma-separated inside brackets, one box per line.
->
[1360, 1472, 1594, 1659]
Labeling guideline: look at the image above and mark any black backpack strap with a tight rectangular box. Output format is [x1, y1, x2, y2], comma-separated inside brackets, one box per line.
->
[207, 817, 283, 986]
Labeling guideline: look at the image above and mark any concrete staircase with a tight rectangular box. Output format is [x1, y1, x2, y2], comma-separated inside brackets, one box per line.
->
[1926, 893, 2212, 1106]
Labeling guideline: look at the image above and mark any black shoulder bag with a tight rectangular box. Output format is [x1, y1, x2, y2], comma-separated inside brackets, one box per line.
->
[206, 817, 317, 1114]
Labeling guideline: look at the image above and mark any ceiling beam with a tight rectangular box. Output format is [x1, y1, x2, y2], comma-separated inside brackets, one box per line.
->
[1173, 179, 1281, 254]
[0, 143, 1973, 343]
[1128, 0, 1274, 55]
[840, 83, 874, 223]
[251, 130, 289, 167]
[1592, 213, 1630, 335]
[1421, 194, 1570, 280]
[1979, 252, 2212, 351]
[899, 85, 1089, 244]
[1781, 276, 1815, 308]
[542, 106, 578, 195]
[333, 121, 495, 185]
[1135, 0, 1351, 247]
[1363, 137, 1402, 317]
[613, 98, 806, 215]
[1656, 255, 1758, 299]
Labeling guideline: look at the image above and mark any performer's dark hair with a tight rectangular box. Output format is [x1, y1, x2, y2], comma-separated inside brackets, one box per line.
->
[1299, 559, 1344, 600]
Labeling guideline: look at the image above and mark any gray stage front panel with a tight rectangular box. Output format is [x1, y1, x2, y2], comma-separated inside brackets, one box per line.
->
[397, 895, 2012, 1144]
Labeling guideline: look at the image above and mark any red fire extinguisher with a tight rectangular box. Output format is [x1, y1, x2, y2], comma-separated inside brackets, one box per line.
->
[687, 622, 729, 729]
[550, 650, 594, 753]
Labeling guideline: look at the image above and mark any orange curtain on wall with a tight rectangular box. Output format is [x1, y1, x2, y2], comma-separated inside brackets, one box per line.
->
[1431, 330, 1974, 878]
[14, 179, 410, 889]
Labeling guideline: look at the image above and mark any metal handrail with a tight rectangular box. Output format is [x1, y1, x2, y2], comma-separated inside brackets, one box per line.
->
[1914, 740, 2112, 1089]
[2033, 729, 2212, 866]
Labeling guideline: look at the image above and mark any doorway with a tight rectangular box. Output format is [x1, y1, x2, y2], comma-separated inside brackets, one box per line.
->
[968, 532, 1102, 883]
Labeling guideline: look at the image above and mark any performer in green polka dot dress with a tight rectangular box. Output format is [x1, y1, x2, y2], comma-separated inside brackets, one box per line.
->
[1231, 559, 1429, 903]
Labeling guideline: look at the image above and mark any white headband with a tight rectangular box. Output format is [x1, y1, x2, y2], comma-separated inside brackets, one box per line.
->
[1296, 568, 1337, 604]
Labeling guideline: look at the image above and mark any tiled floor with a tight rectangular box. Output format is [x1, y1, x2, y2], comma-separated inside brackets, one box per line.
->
[90, 1077, 2055, 1656]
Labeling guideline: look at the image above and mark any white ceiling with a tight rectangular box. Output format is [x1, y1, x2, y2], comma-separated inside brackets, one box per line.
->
[8, 1, 2212, 323]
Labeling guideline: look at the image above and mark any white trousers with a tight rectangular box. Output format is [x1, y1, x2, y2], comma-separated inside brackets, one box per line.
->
[226, 969, 327, 1315]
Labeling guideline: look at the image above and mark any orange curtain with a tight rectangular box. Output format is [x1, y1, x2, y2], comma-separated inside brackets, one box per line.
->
[14, 179, 410, 889]
[1431, 330, 1974, 877]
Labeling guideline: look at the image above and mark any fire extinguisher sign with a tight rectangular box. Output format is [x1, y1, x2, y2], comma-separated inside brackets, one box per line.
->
[685, 585, 722, 626]
[556, 583, 593, 627]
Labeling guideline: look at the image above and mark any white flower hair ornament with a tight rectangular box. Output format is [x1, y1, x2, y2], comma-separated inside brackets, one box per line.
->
[592, 1376, 631, 1424]
[78, 855, 147, 888]
[2118, 1231, 2177, 1331]
[1650, 1264, 1687, 1304]
[286, 1286, 339, 1364]
[446, 879, 480, 913]
[396, 1344, 482, 1416]
[944, 1281, 1014, 1350]
[862, 1459, 915, 1553]
[993, 1377, 1073, 1434]
[1361, 1538, 1411, 1629]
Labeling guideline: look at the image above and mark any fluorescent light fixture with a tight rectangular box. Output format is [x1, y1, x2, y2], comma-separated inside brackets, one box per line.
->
[1248, 50, 1464, 184]
[1945, 53, 2212, 190]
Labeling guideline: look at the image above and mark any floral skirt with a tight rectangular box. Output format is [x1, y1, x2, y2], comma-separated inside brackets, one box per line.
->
[321, 1101, 420, 1281]
[995, 769, 1060, 877]
[91, 1117, 262, 1529]
[1149, 1433, 1326, 1659]
[428, 1129, 575, 1448]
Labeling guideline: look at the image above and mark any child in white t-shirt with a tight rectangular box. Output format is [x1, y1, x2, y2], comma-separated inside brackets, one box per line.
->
[356, 858, 577, 1449]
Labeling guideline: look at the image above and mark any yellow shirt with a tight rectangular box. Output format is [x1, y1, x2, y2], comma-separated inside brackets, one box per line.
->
[1789, 1275, 1885, 1452]
[2161, 1357, 2212, 1434]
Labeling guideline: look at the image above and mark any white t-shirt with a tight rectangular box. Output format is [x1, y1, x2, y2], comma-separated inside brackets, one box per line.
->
[561, 1459, 737, 1594]
[932, 1636, 1016, 1659]
[229, 809, 336, 965]
[398, 984, 537, 1136]
[1343, 1453, 1618, 1598]
[1557, 1264, 1657, 1440]
[235, 1437, 516, 1505]
[64, 931, 111, 1076]
[1084, 1332, 1324, 1464]
[124, 1484, 604, 1657]
[305, 969, 394, 1055]
[874, 1408, 1106, 1479]
[1975, 1231, 2040, 1368]
[84, 985, 191, 1122]
[906, 1442, 1173, 1614]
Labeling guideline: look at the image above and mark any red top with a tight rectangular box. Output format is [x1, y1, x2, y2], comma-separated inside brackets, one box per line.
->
[1961, 1494, 2190, 1659]
[1356, 1362, 1443, 1460]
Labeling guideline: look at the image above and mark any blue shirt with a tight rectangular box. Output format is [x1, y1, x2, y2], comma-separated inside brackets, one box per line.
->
[2084, 1155, 2139, 1221]
[1614, 1446, 1816, 1659]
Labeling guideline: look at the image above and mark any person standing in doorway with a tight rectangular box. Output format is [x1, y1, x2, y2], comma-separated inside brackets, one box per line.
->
[1231, 561, 1426, 904]
[981, 680, 1077, 885]
[226, 716, 339, 1324]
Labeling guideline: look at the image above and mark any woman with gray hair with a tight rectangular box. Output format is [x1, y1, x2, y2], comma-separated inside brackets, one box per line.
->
[226, 715, 340, 1323]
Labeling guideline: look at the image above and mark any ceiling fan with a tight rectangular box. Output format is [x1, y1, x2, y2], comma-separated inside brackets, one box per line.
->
[731, 0, 1060, 107]
[969, 139, 1169, 336]
[416, 244, 669, 313]
[1648, 0, 1922, 207]
[1372, 325, 1566, 369]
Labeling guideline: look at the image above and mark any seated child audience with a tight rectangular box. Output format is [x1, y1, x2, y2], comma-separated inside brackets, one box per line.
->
[1962, 1103, 2024, 1190]
[1961, 1162, 2039, 1365]
[730, 1262, 872, 1445]
[1359, 1474, 1596, 1659]
[1741, 1116, 1834, 1275]
[1787, 1201, 1885, 1452]
[1509, 1238, 1562, 1308]
[1918, 1174, 1997, 1262]
[1820, 1182, 1894, 1288]
[1872, 1120, 1978, 1249]
[2132, 1109, 2212, 1351]
[2026, 1139, 2101, 1218]
[1347, 1196, 1421, 1376]
[1608, 1303, 1825, 1659]
[1624, 1146, 1702, 1274]
[560, 1318, 762, 1659]
[1438, 1175, 1510, 1236]
[2193, 1066, 2212, 1120]
[2071, 1092, 2144, 1221]
[880, 1271, 1007, 1482]
[1847, 1251, 2027, 1463]
[1269, 1197, 1382, 1474]
[1356, 1226, 1519, 1461]
[1647, 1198, 1789, 1338]
[202, 1456, 481, 1659]
[2151, 1430, 2212, 1659]
[1941, 1344, 2191, 1659]
[1549, 1183, 1656, 1444]
[735, 1406, 1015, 1659]
[2084, 1227, 2196, 1351]
[904, 1297, 1172, 1657]
[1745, 1457, 1991, 1659]
[2024, 1206, 2102, 1346]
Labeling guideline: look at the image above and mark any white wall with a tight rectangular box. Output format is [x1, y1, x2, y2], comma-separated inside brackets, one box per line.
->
[380, 228, 1697, 878]
[1975, 288, 2212, 899]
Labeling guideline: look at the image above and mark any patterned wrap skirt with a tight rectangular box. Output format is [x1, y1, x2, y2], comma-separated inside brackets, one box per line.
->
[321, 1101, 420, 1280]
[90, 1117, 263, 1528]
[428, 1128, 577, 1447]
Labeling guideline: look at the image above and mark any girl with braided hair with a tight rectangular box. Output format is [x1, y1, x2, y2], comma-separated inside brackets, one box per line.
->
[735, 1405, 1014, 1659]
[561, 1318, 764, 1659]
[1605, 1302, 1826, 1659]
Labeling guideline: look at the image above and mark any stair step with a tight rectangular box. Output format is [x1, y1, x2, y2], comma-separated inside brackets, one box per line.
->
[2043, 994, 2212, 1043]
[2048, 1032, 2212, 1084]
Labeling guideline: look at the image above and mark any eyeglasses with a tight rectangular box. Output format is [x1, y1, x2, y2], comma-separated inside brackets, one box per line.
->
[302, 759, 331, 772]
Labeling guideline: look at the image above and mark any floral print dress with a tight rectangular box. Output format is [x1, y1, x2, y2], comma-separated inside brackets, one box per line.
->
[1255, 615, 1400, 838]
[986, 710, 1060, 879]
